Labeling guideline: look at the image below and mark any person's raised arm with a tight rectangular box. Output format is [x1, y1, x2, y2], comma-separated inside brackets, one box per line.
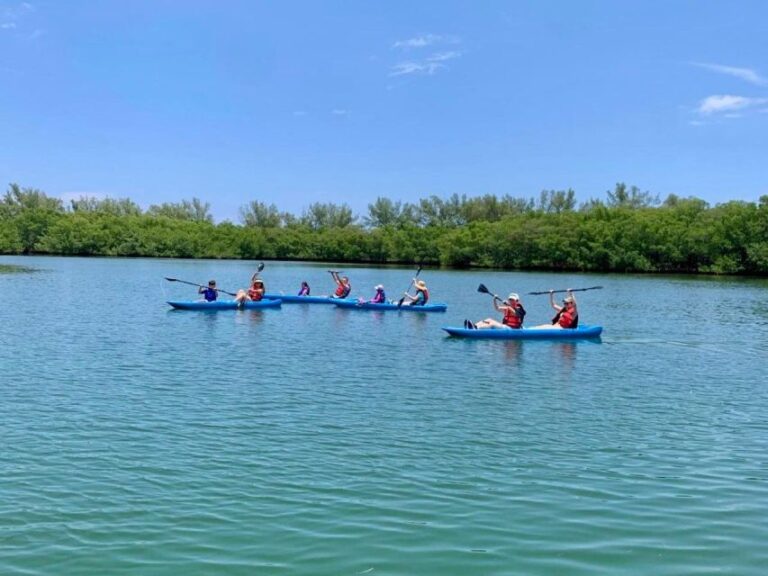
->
[549, 290, 560, 311]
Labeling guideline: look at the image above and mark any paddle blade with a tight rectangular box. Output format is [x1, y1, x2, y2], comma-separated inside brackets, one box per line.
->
[257, 262, 265, 273]
[477, 283, 490, 294]
[164, 277, 178, 282]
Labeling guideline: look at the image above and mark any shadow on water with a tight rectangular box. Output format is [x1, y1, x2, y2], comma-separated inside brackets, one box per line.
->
[0, 264, 40, 274]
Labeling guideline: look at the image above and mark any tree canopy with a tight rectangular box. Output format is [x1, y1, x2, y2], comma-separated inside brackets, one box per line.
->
[2, 182, 767, 275]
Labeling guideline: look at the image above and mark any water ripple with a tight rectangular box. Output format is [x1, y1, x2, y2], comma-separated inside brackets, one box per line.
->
[2, 257, 767, 575]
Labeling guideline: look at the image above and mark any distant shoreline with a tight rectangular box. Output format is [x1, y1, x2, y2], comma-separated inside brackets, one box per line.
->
[3, 184, 768, 276]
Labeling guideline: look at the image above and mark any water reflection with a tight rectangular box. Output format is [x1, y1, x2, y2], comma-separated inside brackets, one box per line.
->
[554, 341, 577, 373]
[502, 341, 524, 365]
[240, 309, 267, 326]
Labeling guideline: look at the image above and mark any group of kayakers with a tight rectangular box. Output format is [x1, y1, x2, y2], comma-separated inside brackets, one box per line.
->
[466, 290, 578, 330]
[195, 268, 581, 329]
[198, 270, 430, 307]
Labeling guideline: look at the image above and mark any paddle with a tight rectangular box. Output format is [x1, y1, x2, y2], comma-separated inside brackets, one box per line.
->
[397, 265, 423, 307]
[527, 286, 603, 295]
[477, 283, 502, 302]
[164, 277, 237, 297]
[250, 262, 265, 282]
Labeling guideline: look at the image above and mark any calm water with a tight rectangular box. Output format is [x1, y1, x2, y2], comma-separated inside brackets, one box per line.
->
[2, 256, 767, 575]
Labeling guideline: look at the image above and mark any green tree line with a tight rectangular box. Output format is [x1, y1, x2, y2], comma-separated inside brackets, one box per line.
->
[2, 182, 768, 275]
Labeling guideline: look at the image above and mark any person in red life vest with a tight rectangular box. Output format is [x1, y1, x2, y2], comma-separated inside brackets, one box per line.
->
[235, 275, 265, 306]
[402, 279, 429, 306]
[329, 271, 351, 299]
[550, 290, 578, 328]
[467, 293, 526, 329]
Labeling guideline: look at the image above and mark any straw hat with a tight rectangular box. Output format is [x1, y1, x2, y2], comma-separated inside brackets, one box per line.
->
[415, 280, 427, 290]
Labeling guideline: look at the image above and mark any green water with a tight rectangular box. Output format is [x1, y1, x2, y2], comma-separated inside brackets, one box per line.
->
[2, 256, 767, 575]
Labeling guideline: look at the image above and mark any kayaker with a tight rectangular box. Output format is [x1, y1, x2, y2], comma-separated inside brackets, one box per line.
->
[466, 292, 525, 329]
[198, 280, 218, 302]
[402, 279, 429, 306]
[369, 284, 386, 304]
[298, 281, 311, 296]
[235, 276, 265, 305]
[330, 271, 351, 299]
[550, 290, 578, 328]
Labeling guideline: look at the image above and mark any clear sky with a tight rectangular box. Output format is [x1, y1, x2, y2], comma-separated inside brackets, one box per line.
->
[1, 1, 766, 222]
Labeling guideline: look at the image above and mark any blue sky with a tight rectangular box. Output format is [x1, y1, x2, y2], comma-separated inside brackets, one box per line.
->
[1, 1, 766, 222]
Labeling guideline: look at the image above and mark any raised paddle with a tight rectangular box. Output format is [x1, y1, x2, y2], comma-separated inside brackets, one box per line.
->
[527, 286, 603, 295]
[164, 277, 238, 297]
[477, 283, 503, 302]
[249, 262, 265, 282]
[397, 265, 423, 307]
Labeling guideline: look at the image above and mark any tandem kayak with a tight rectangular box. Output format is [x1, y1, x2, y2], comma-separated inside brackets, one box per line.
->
[167, 299, 282, 310]
[442, 324, 603, 340]
[333, 300, 448, 312]
[263, 293, 357, 305]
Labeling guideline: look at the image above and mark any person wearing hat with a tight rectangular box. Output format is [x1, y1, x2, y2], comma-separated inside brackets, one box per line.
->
[402, 279, 429, 306]
[550, 289, 578, 328]
[234, 273, 266, 305]
[198, 280, 219, 302]
[367, 284, 387, 304]
[467, 292, 526, 329]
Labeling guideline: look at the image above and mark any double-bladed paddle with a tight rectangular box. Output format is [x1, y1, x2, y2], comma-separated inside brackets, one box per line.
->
[527, 286, 603, 295]
[164, 277, 238, 296]
[166, 263, 266, 298]
[397, 265, 423, 307]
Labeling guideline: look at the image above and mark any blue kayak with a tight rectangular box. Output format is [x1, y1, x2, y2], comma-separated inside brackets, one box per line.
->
[263, 293, 356, 304]
[442, 324, 603, 339]
[167, 299, 282, 310]
[334, 300, 448, 312]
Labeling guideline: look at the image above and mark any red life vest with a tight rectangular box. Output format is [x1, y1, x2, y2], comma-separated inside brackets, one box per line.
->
[503, 305, 523, 328]
[335, 283, 350, 298]
[248, 286, 264, 301]
[558, 308, 577, 328]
